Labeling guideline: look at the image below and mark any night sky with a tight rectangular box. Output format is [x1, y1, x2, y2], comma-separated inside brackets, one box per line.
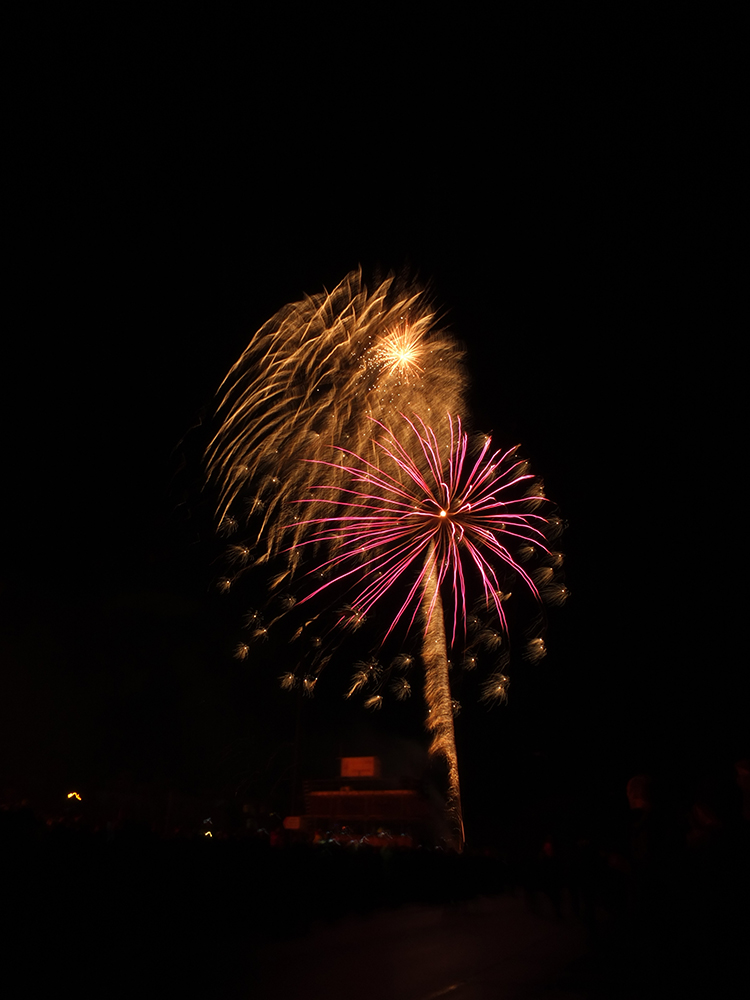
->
[4, 12, 745, 832]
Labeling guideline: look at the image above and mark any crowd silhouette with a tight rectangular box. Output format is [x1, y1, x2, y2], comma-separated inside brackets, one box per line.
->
[3, 757, 749, 997]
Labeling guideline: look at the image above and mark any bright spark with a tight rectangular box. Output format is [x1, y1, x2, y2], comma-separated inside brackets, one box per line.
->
[371, 325, 426, 380]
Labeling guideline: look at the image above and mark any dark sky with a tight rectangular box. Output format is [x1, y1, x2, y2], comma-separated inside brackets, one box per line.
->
[4, 11, 745, 821]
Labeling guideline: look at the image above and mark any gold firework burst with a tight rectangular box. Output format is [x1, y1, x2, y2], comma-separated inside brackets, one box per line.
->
[205, 270, 466, 563]
[368, 323, 426, 381]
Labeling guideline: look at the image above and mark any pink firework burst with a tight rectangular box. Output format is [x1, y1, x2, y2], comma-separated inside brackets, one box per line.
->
[292, 413, 553, 648]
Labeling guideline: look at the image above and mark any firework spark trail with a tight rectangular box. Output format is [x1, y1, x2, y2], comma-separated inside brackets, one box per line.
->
[205, 270, 465, 564]
[421, 545, 465, 850]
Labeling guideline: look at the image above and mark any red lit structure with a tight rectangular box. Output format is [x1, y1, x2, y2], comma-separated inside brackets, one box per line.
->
[298, 757, 432, 843]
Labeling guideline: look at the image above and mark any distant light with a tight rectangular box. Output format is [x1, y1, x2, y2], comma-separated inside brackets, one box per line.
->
[67, 792, 82, 801]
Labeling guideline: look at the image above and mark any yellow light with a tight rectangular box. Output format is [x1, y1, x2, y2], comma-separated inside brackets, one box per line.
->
[372, 326, 426, 380]
[439, 510, 447, 517]
[67, 792, 82, 801]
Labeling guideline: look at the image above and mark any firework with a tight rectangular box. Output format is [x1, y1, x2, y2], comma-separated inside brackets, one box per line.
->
[205, 270, 466, 564]
[293, 413, 552, 648]
[206, 273, 563, 853]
